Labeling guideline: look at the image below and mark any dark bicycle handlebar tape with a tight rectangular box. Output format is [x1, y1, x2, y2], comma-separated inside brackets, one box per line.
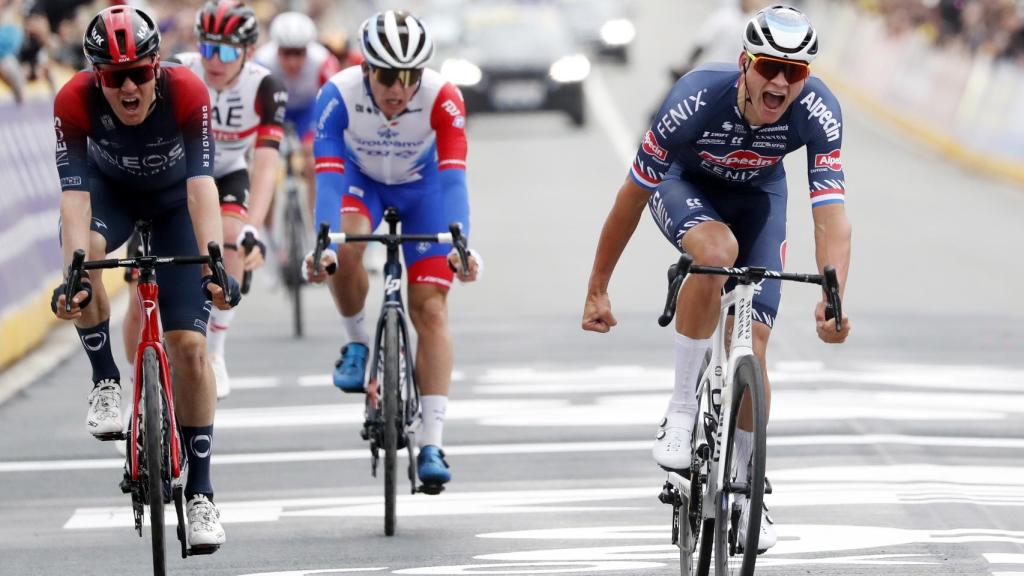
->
[241, 232, 256, 295]
[822, 265, 842, 331]
[313, 222, 331, 275]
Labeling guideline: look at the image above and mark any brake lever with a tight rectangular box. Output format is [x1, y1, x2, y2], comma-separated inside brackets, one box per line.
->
[65, 249, 86, 313]
[207, 242, 229, 296]
[658, 253, 693, 327]
[822, 265, 842, 332]
[240, 231, 256, 294]
[313, 222, 331, 276]
[448, 222, 469, 276]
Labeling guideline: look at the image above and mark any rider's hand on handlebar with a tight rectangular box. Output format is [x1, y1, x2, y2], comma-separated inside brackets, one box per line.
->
[582, 292, 617, 333]
[815, 300, 849, 344]
[303, 248, 337, 284]
[202, 274, 242, 310]
[236, 225, 266, 271]
[447, 248, 482, 282]
[51, 278, 92, 320]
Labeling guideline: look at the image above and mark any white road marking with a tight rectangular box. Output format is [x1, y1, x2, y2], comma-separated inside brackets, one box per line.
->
[394, 561, 663, 574]
[231, 377, 280, 389]
[238, 570, 387, 576]
[986, 554, 1024, 564]
[7, 434, 1024, 473]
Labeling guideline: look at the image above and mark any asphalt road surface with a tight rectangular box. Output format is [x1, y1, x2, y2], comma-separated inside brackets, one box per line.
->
[2, 1, 1023, 575]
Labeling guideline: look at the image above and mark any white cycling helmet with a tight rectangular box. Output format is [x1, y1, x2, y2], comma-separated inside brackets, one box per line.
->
[359, 10, 433, 69]
[270, 12, 317, 49]
[743, 4, 818, 63]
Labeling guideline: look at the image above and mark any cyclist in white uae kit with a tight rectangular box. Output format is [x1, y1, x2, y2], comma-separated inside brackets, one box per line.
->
[582, 4, 851, 553]
[121, 0, 287, 399]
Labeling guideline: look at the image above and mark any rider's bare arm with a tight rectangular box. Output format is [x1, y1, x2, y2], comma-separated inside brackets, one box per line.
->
[187, 176, 225, 264]
[587, 177, 651, 296]
[583, 177, 651, 333]
[811, 203, 851, 297]
[248, 147, 280, 228]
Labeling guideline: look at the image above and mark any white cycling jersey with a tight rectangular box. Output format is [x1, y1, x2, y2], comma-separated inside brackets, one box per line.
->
[176, 52, 287, 178]
[254, 42, 340, 111]
[315, 65, 468, 185]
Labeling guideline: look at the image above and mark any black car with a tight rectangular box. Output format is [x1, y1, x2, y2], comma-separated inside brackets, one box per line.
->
[439, 4, 590, 127]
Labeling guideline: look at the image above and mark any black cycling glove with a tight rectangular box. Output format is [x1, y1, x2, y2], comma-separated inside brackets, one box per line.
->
[51, 275, 93, 314]
[201, 274, 242, 308]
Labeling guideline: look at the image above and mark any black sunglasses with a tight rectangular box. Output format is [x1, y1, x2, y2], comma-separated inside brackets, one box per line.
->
[96, 64, 157, 88]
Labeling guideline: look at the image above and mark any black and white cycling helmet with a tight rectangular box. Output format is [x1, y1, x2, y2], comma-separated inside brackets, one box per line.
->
[359, 10, 433, 69]
[743, 4, 818, 63]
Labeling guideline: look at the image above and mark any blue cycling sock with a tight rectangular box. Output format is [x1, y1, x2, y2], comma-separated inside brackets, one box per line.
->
[76, 319, 120, 384]
[182, 425, 214, 498]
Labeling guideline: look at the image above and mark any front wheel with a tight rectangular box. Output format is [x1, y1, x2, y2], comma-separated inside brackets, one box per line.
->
[142, 347, 167, 576]
[714, 355, 766, 576]
[283, 185, 306, 338]
[382, 308, 401, 536]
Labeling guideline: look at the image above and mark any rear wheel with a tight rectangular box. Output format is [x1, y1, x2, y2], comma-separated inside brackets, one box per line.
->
[283, 185, 306, 338]
[714, 355, 766, 576]
[142, 347, 166, 576]
[382, 308, 400, 536]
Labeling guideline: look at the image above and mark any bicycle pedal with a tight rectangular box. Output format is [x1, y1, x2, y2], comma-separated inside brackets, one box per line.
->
[764, 477, 773, 494]
[186, 544, 220, 556]
[93, 430, 127, 441]
[417, 483, 445, 496]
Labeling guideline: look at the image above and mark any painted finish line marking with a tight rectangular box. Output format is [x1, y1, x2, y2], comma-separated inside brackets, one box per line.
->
[64, 466, 1024, 530]
[6, 434, 1024, 473]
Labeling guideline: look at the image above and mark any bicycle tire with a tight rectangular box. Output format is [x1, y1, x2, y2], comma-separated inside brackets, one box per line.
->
[382, 308, 400, 536]
[714, 354, 766, 576]
[142, 347, 167, 576]
[692, 351, 713, 576]
[283, 188, 305, 338]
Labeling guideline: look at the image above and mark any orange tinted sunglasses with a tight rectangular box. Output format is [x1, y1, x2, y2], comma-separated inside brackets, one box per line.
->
[747, 52, 810, 83]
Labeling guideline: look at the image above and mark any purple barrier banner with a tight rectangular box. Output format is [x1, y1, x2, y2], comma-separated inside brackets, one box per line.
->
[0, 98, 62, 316]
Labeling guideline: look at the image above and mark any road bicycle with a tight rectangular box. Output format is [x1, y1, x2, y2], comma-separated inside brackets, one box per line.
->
[656, 253, 842, 576]
[272, 124, 310, 337]
[311, 208, 469, 536]
[65, 221, 231, 575]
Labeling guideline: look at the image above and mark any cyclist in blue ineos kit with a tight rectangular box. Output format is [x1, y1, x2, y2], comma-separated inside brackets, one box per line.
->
[51, 5, 238, 549]
[583, 5, 851, 552]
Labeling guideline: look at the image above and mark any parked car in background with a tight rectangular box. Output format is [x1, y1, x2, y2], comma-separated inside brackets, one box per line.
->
[439, 3, 590, 127]
[557, 0, 636, 64]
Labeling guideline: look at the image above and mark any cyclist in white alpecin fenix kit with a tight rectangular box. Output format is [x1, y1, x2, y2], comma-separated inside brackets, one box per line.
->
[582, 4, 852, 553]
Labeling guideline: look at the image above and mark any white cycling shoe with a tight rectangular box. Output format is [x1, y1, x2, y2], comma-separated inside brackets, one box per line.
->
[737, 498, 776, 553]
[186, 494, 226, 549]
[652, 412, 693, 471]
[86, 379, 124, 439]
[210, 355, 231, 400]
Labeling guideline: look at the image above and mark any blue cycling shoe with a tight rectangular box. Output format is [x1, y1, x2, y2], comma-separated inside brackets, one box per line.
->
[332, 343, 368, 393]
[417, 445, 451, 490]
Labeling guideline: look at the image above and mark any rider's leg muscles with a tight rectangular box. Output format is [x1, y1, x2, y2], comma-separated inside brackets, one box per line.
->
[167, 330, 216, 497]
[408, 281, 452, 447]
[76, 231, 119, 383]
[329, 213, 372, 341]
[208, 212, 244, 359]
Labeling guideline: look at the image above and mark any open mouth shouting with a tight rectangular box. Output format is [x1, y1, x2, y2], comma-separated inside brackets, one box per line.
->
[121, 96, 141, 113]
[762, 89, 786, 114]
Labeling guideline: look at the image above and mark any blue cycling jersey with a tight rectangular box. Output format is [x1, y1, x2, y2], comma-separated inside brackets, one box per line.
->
[632, 64, 846, 208]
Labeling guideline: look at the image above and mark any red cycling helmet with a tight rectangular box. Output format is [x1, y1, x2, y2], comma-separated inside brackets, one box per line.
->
[196, 0, 259, 46]
[83, 6, 161, 65]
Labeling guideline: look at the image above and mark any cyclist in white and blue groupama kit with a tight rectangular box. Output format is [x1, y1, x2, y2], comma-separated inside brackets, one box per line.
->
[583, 4, 852, 552]
[305, 10, 481, 492]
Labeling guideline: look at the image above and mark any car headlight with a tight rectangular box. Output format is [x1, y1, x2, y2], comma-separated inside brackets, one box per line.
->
[440, 58, 482, 87]
[600, 19, 636, 46]
[549, 54, 591, 83]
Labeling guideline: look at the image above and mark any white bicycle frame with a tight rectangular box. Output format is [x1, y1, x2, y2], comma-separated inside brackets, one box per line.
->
[667, 279, 759, 565]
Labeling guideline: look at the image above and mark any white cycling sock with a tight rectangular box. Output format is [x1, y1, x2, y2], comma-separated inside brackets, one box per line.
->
[732, 429, 753, 484]
[419, 395, 448, 448]
[207, 308, 235, 357]
[667, 332, 711, 419]
[343, 309, 370, 346]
